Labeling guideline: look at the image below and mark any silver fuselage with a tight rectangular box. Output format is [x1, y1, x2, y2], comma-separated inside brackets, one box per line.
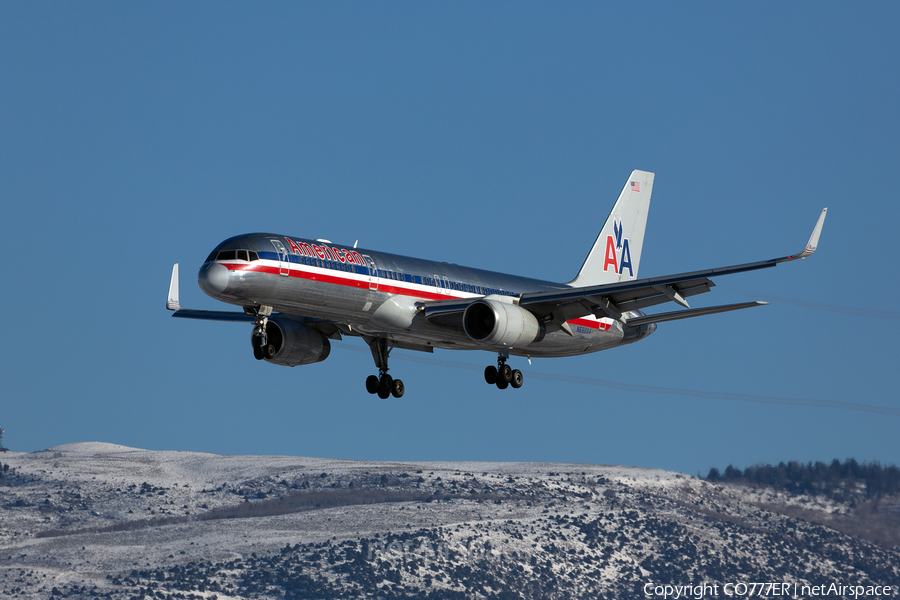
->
[198, 233, 655, 358]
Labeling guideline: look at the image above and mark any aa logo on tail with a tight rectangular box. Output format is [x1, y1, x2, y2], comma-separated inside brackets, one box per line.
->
[603, 218, 633, 277]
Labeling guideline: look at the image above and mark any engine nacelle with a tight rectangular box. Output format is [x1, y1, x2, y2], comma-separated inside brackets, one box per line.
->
[463, 298, 544, 348]
[257, 318, 331, 367]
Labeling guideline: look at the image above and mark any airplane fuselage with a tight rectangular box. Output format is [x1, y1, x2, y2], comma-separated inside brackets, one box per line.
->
[198, 233, 654, 358]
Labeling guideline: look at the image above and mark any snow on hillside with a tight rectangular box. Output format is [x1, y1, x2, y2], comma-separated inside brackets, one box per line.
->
[1, 444, 897, 599]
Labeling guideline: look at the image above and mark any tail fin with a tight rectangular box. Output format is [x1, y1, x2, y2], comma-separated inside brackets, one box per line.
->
[567, 169, 654, 287]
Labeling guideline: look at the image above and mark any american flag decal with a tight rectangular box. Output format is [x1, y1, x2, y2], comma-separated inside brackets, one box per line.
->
[630, 181, 640, 192]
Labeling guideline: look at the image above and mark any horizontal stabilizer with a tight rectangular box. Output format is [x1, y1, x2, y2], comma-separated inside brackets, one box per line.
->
[171, 309, 256, 322]
[624, 301, 768, 327]
[167, 263, 255, 322]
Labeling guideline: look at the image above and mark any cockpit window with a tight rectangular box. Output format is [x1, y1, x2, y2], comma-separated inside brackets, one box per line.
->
[209, 248, 258, 262]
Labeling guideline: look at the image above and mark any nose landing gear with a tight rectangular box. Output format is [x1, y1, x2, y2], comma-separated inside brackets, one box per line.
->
[250, 306, 274, 360]
[483, 352, 523, 390]
[365, 337, 404, 398]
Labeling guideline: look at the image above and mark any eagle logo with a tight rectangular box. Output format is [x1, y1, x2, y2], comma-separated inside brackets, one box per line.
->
[613, 219, 624, 250]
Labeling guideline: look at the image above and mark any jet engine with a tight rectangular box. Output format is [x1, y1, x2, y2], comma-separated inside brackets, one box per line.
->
[254, 318, 331, 367]
[463, 299, 544, 348]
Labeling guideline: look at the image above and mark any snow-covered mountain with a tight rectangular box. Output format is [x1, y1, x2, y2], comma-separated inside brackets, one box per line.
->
[1, 443, 897, 599]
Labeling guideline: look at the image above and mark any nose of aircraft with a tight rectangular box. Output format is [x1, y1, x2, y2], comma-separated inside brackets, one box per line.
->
[198, 262, 229, 296]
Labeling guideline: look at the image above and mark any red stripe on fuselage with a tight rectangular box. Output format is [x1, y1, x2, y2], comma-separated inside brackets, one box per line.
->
[219, 261, 611, 329]
[221, 261, 449, 301]
[567, 318, 612, 331]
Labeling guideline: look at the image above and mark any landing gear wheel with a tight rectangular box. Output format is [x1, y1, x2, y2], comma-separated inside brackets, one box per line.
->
[484, 365, 498, 385]
[377, 374, 393, 399]
[264, 344, 277, 360]
[496, 379, 509, 390]
[367, 338, 408, 398]
[498, 364, 513, 384]
[253, 340, 265, 361]
[510, 369, 524, 389]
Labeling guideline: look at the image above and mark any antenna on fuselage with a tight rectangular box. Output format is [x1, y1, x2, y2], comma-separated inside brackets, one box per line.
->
[354, 240, 358, 248]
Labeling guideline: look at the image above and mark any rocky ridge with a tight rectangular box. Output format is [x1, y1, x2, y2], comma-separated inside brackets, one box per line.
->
[1, 443, 898, 599]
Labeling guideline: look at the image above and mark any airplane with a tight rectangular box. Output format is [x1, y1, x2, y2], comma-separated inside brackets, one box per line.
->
[167, 170, 827, 399]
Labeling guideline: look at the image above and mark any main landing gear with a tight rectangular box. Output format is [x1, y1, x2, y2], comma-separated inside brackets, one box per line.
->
[483, 352, 523, 390]
[365, 338, 404, 399]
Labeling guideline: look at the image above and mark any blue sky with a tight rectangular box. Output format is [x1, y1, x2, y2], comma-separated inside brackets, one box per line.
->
[2, 3, 898, 476]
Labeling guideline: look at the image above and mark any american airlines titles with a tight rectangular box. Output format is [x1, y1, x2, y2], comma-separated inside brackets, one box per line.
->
[284, 237, 365, 267]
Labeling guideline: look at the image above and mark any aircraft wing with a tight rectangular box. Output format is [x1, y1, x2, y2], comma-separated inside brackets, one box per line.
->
[416, 298, 475, 328]
[518, 208, 827, 327]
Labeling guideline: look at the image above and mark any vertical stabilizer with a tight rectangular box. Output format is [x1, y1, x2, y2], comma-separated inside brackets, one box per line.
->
[567, 170, 654, 287]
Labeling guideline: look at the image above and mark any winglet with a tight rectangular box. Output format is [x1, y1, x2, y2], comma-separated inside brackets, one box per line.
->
[167, 264, 181, 311]
[778, 208, 827, 263]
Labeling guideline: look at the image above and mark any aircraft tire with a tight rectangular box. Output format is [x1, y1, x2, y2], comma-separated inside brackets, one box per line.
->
[511, 369, 523, 388]
[264, 344, 277, 360]
[378, 374, 393, 398]
[253, 344, 265, 361]
[484, 366, 498, 385]
[366, 375, 379, 394]
[391, 379, 405, 398]
[496, 379, 509, 390]
[498, 364, 513, 384]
